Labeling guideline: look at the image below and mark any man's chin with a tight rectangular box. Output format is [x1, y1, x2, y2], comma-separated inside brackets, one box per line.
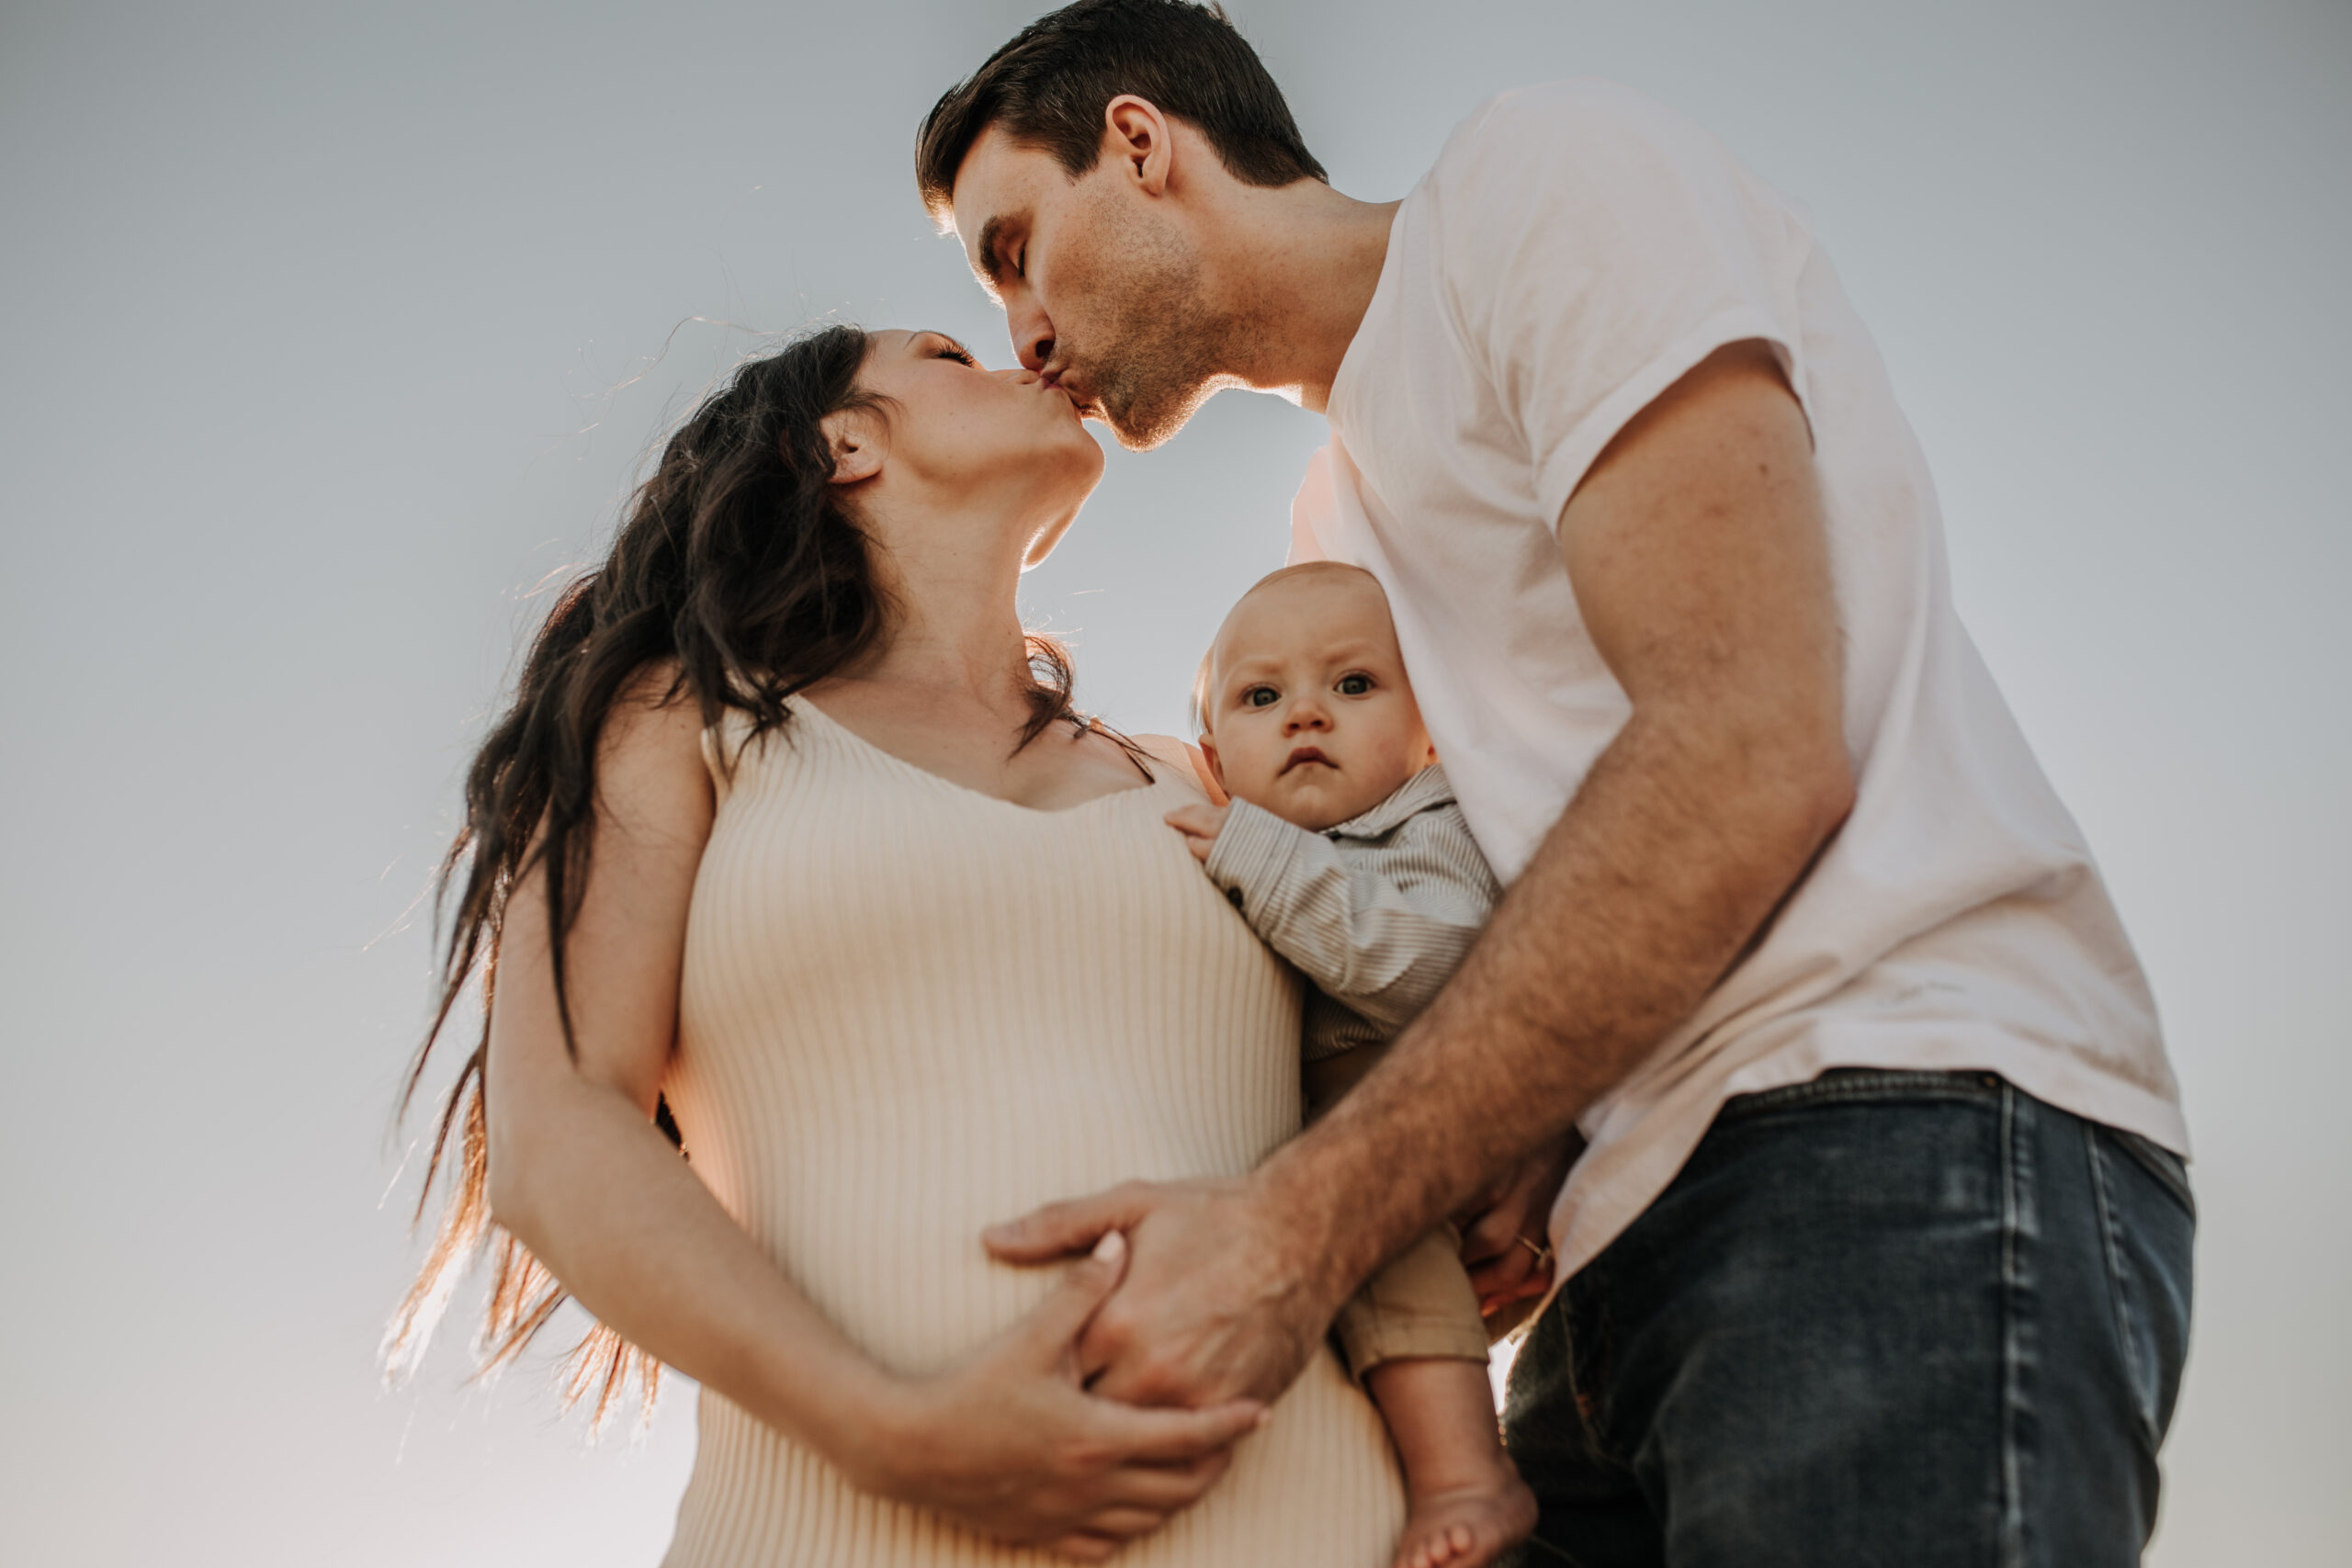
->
[1097, 382, 1218, 452]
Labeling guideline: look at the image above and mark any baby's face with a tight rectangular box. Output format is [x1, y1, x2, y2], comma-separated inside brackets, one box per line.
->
[1201, 567, 1437, 831]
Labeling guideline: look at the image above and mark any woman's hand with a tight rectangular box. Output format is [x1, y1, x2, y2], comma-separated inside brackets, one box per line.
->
[847, 1232, 1271, 1562]
[1457, 1132, 1581, 1334]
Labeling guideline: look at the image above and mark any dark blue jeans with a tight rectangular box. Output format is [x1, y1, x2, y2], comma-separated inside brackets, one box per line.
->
[1499, 1070, 2194, 1568]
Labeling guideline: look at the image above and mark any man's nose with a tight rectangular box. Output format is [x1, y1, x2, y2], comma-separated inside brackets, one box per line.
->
[1010, 297, 1055, 373]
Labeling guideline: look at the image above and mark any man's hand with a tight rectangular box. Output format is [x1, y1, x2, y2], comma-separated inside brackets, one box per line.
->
[985, 1176, 1338, 1408]
[1164, 803, 1230, 863]
[1458, 1133, 1581, 1334]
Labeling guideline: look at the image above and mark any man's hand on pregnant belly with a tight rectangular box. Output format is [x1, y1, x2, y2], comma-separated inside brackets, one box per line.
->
[985, 1178, 1340, 1410]
[842, 1231, 1271, 1561]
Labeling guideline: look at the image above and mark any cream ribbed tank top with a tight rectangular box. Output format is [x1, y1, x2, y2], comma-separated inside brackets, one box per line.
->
[660, 702, 1406, 1567]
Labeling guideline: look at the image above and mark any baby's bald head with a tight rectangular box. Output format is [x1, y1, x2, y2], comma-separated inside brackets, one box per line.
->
[1193, 563, 1391, 736]
[1192, 562, 1435, 831]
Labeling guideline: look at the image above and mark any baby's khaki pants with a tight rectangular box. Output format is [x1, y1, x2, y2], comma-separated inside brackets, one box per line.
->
[1306, 1049, 1494, 1375]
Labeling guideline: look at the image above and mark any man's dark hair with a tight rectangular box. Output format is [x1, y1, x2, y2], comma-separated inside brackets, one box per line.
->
[916, 0, 1327, 223]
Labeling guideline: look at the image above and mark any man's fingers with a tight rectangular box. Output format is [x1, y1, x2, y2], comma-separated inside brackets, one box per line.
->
[1458, 1201, 1526, 1266]
[1018, 1230, 1129, 1361]
[1478, 1266, 1551, 1307]
[1466, 1241, 1537, 1298]
[1045, 1532, 1122, 1562]
[987, 1186, 1152, 1263]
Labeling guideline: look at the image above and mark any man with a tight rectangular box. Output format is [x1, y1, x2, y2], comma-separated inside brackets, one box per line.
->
[916, 4, 2194, 1563]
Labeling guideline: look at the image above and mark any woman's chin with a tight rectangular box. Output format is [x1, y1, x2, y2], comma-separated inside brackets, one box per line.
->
[1022, 502, 1084, 570]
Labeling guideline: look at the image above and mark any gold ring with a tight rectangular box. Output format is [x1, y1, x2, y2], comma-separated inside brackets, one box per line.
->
[1514, 1235, 1554, 1269]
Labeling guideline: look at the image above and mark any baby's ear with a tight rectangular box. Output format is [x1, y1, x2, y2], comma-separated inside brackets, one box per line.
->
[1194, 737, 1229, 805]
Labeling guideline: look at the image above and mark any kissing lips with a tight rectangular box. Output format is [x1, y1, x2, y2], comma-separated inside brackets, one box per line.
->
[1045, 366, 1102, 420]
[1281, 746, 1334, 775]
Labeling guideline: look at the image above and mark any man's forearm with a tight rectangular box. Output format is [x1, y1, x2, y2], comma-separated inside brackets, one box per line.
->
[1254, 698, 1853, 1304]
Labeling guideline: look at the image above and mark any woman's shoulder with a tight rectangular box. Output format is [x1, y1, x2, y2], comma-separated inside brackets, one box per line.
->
[599, 661, 721, 819]
[1130, 734, 1226, 805]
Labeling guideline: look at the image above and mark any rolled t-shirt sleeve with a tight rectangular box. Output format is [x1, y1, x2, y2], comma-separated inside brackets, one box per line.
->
[1435, 81, 1815, 530]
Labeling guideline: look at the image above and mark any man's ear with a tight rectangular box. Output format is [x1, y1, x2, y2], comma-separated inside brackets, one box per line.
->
[821, 407, 885, 485]
[1102, 95, 1172, 197]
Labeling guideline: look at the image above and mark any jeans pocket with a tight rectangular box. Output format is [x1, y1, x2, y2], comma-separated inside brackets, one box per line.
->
[2103, 1125, 2196, 1222]
[2086, 1126, 2197, 1444]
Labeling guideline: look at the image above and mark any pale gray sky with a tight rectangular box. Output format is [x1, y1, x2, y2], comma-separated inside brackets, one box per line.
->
[2, 2, 2344, 1563]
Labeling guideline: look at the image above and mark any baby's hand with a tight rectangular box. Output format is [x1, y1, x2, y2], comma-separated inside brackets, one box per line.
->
[1164, 803, 1230, 863]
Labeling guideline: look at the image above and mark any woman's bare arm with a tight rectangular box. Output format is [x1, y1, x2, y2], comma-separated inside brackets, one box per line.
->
[482, 682, 1264, 1560]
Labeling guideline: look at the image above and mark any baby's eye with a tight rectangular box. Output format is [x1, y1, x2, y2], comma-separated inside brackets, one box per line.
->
[1336, 673, 1374, 696]
[1242, 686, 1280, 708]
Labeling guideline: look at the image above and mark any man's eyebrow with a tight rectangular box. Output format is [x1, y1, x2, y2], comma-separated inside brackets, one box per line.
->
[972, 214, 1014, 289]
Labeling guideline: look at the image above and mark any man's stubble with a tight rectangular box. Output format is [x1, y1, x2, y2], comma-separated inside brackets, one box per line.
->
[1061, 186, 1244, 452]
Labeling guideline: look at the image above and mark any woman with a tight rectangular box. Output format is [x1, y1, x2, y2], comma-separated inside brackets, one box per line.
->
[388, 324, 1408, 1564]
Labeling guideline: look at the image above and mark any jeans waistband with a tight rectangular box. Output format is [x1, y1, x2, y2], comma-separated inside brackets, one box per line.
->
[1714, 1067, 2194, 1216]
[1716, 1067, 2003, 1124]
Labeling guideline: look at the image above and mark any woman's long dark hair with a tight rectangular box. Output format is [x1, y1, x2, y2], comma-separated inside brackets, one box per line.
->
[383, 324, 1085, 1427]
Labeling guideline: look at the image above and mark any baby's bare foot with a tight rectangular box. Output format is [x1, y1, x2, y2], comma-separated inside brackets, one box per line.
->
[1392, 1472, 1537, 1568]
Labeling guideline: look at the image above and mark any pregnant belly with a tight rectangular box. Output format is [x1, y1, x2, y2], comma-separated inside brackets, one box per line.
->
[671, 1021, 1305, 1377]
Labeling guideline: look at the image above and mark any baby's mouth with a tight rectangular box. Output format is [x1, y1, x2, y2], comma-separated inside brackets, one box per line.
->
[1281, 746, 1334, 774]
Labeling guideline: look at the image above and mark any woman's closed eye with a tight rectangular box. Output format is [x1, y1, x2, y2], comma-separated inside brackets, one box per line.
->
[934, 339, 977, 367]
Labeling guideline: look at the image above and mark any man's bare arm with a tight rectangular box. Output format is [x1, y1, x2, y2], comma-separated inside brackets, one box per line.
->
[1267, 337, 1854, 1308]
[989, 340, 1853, 1405]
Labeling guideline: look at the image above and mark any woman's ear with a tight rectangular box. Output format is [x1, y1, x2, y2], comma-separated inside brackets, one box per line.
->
[820, 407, 885, 486]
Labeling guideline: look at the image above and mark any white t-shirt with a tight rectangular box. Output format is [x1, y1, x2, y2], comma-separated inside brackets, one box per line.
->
[1290, 80, 2187, 1282]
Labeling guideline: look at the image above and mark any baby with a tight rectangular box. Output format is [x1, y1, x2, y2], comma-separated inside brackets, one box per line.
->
[1165, 561, 1535, 1568]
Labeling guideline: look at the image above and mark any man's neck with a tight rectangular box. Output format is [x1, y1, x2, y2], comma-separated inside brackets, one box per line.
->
[1209, 182, 1400, 414]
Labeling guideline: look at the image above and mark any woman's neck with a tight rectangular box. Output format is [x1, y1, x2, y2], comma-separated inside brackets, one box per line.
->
[840, 547, 1038, 724]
